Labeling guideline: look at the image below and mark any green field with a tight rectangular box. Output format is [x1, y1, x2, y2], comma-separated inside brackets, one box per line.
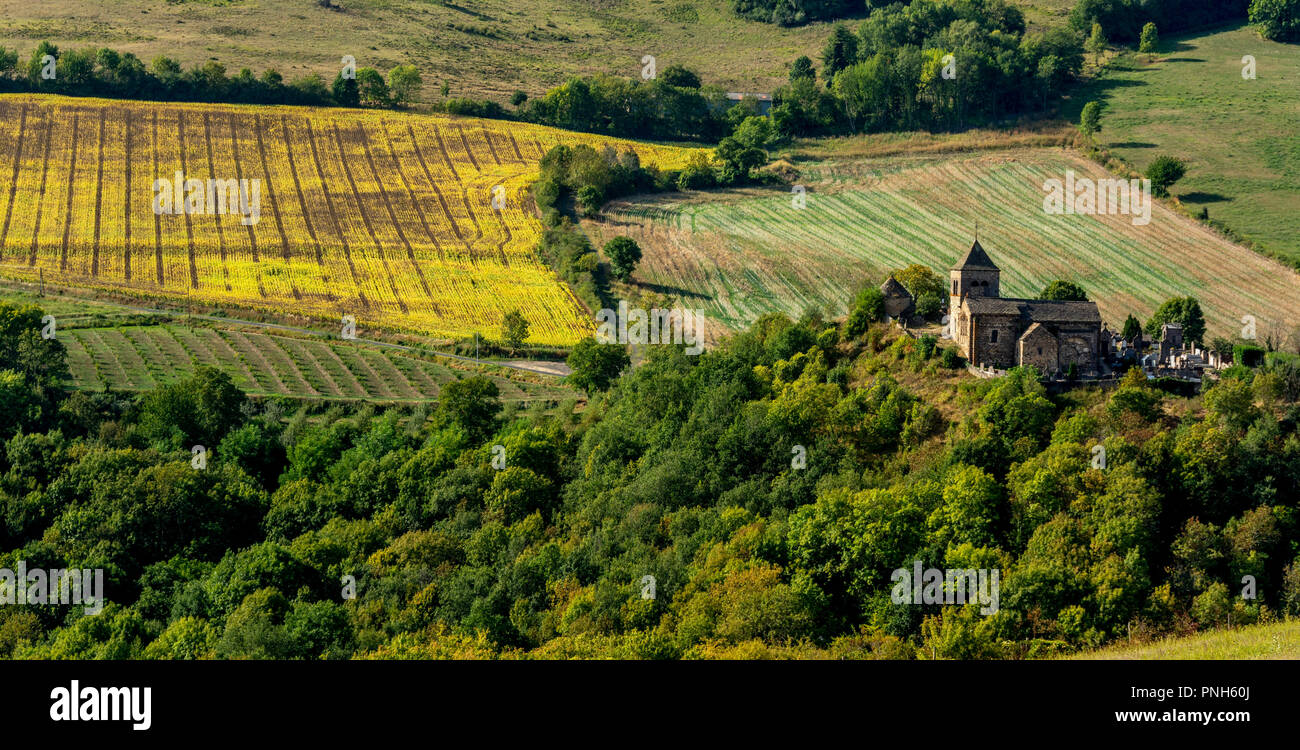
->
[1074, 23, 1300, 265]
[1070, 620, 1300, 660]
[57, 321, 572, 403]
[587, 145, 1300, 338]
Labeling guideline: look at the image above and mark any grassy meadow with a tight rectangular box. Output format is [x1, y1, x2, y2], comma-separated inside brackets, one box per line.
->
[1072, 23, 1300, 266]
[0, 0, 827, 103]
[59, 321, 571, 402]
[1070, 620, 1300, 660]
[0, 0, 1078, 104]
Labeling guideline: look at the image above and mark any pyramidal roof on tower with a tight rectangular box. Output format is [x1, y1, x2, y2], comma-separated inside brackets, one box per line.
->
[880, 275, 910, 298]
[953, 239, 999, 271]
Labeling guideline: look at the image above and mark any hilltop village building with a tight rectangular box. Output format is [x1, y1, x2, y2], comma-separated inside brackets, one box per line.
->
[880, 275, 916, 322]
[947, 241, 1103, 375]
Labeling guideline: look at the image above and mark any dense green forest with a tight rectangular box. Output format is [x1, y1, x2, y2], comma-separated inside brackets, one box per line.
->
[0, 296, 1297, 659]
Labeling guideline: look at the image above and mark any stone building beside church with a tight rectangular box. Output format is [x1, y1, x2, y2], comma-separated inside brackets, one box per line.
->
[879, 275, 915, 321]
[949, 240, 1102, 374]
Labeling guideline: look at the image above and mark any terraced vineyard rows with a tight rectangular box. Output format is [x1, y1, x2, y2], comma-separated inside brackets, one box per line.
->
[61, 324, 572, 402]
[589, 149, 1300, 338]
[0, 94, 699, 346]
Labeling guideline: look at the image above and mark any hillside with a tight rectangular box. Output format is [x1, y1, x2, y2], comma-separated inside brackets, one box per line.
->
[60, 323, 571, 403]
[0, 0, 828, 103]
[1072, 23, 1300, 266]
[0, 281, 572, 402]
[584, 139, 1300, 338]
[0, 94, 698, 346]
[0, 1, 1074, 104]
[1070, 620, 1300, 660]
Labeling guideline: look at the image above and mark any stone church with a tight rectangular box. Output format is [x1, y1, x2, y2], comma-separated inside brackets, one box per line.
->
[949, 240, 1102, 374]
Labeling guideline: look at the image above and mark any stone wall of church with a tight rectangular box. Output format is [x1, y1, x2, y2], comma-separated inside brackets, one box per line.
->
[883, 294, 914, 320]
[1019, 332, 1059, 373]
[1055, 325, 1101, 372]
[969, 313, 1020, 368]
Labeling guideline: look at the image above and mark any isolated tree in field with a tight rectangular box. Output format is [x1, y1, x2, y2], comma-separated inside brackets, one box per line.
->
[501, 309, 529, 351]
[1121, 314, 1143, 341]
[1145, 296, 1206, 346]
[1039, 280, 1089, 301]
[604, 236, 643, 281]
[566, 337, 630, 394]
[388, 64, 423, 106]
[1079, 101, 1102, 137]
[510, 90, 528, 107]
[1085, 22, 1107, 63]
[1250, 0, 1300, 42]
[715, 137, 767, 184]
[1139, 23, 1159, 56]
[1145, 154, 1186, 197]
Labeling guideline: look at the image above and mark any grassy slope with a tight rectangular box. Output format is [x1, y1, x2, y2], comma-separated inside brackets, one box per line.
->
[0, 0, 1072, 104]
[586, 134, 1300, 339]
[1070, 620, 1300, 659]
[1070, 23, 1300, 265]
[60, 322, 572, 402]
[0, 0, 828, 102]
[0, 282, 572, 402]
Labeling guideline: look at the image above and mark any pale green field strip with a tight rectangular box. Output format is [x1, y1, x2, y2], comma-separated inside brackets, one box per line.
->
[59, 324, 571, 402]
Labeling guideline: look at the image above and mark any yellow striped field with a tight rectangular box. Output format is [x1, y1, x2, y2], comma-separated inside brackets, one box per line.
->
[0, 94, 698, 345]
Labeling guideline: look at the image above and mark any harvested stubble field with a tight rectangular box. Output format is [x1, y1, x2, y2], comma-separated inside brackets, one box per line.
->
[0, 94, 698, 346]
[60, 322, 571, 403]
[587, 146, 1300, 339]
